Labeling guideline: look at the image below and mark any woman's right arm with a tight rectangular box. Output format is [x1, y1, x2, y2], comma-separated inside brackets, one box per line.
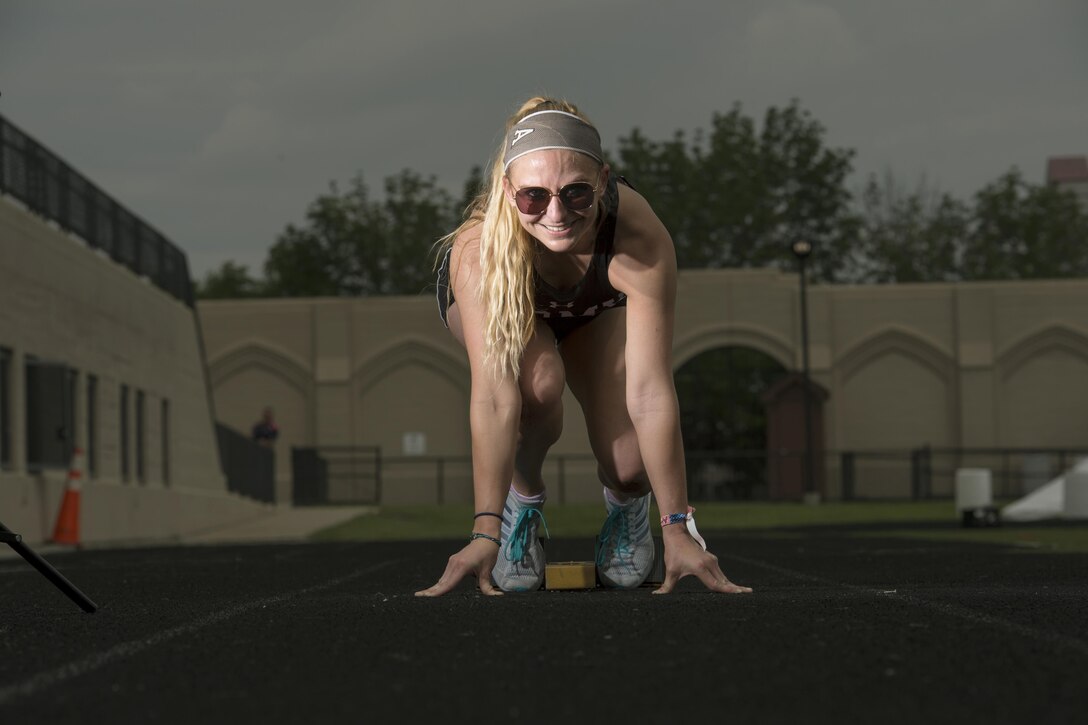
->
[415, 233, 521, 597]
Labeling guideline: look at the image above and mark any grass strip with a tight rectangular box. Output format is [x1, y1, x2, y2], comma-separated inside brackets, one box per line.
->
[311, 500, 957, 542]
[310, 500, 1088, 552]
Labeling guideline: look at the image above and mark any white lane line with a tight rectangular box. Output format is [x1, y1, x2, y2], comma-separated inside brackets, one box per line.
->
[0, 560, 397, 706]
[721, 552, 1088, 658]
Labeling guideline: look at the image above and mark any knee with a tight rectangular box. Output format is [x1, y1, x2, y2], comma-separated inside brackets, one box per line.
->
[519, 355, 565, 413]
[597, 462, 650, 497]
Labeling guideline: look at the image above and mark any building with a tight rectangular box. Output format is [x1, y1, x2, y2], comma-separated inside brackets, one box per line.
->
[0, 115, 269, 544]
[199, 270, 1088, 504]
[1047, 155, 1088, 210]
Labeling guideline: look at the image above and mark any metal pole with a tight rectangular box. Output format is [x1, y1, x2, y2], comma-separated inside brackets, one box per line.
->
[0, 520, 98, 613]
[792, 241, 818, 504]
[801, 259, 816, 500]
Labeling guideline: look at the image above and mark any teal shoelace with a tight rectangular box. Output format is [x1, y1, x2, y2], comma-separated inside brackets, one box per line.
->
[505, 507, 549, 562]
[595, 505, 633, 569]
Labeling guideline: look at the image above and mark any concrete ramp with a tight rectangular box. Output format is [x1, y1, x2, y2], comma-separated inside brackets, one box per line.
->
[1002, 457, 1088, 521]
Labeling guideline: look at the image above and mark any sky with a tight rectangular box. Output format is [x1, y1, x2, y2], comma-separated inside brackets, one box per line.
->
[1, 0, 1085, 280]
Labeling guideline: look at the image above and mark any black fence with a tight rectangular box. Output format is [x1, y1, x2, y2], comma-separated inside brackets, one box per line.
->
[216, 424, 275, 504]
[291, 445, 1088, 506]
[894, 446, 1088, 501]
[0, 114, 193, 306]
[292, 446, 382, 505]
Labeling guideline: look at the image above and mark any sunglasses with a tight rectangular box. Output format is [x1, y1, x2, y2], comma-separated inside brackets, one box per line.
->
[510, 179, 599, 215]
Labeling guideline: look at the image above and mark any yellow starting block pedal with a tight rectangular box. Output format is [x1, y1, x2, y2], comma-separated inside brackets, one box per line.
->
[545, 561, 596, 590]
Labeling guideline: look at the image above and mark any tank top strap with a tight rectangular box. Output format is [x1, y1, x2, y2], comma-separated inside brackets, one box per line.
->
[592, 175, 627, 296]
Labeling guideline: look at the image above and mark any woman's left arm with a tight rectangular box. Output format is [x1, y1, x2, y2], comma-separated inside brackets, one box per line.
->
[612, 189, 752, 595]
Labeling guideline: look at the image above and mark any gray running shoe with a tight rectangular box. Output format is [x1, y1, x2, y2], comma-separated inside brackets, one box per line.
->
[595, 491, 654, 588]
[491, 488, 549, 592]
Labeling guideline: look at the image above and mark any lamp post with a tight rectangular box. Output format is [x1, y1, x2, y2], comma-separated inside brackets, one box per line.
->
[791, 239, 819, 504]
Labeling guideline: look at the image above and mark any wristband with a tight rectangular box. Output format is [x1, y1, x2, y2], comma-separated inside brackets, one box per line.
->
[660, 507, 707, 551]
[473, 512, 503, 521]
[470, 532, 501, 546]
[661, 507, 696, 527]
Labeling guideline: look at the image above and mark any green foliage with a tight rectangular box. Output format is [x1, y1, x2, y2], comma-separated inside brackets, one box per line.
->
[195, 261, 265, 299]
[674, 347, 789, 499]
[202, 101, 1088, 300]
[613, 100, 861, 283]
[458, 164, 485, 218]
[262, 169, 459, 297]
[856, 167, 1088, 283]
[857, 172, 968, 283]
[675, 347, 787, 452]
[960, 169, 1088, 280]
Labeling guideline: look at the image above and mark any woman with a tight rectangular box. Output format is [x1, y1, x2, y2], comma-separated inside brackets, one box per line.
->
[416, 97, 751, 597]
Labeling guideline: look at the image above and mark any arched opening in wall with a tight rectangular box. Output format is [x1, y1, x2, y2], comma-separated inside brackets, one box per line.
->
[674, 346, 787, 501]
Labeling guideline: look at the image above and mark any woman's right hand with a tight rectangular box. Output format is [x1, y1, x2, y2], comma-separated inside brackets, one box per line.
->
[414, 538, 504, 597]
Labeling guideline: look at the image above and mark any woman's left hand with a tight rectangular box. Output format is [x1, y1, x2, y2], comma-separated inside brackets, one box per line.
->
[414, 538, 504, 598]
[653, 531, 752, 595]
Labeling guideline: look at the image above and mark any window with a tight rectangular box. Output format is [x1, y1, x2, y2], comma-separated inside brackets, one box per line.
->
[161, 398, 170, 485]
[135, 389, 146, 484]
[120, 384, 130, 482]
[86, 375, 98, 478]
[0, 347, 11, 469]
[25, 357, 74, 471]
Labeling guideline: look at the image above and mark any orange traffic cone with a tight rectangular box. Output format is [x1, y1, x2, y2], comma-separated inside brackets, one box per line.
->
[51, 447, 84, 546]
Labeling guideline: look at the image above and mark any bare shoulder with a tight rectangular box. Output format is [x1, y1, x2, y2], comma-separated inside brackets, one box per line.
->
[449, 222, 483, 289]
[610, 183, 676, 293]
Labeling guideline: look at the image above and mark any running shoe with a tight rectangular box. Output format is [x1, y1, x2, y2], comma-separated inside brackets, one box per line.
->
[491, 488, 549, 592]
[595, 490, 655, 588]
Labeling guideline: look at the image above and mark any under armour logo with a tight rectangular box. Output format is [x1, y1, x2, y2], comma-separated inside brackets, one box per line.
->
[512, 128, 534, 146]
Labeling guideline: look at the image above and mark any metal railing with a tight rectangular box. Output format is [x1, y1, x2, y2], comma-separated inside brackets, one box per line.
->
[0, 114, 193, 306]
[216, 424, 275, 504]
[291, 445, 1088, 506]
[292, 446, 382, 505]
[901, 446, 1088, 501]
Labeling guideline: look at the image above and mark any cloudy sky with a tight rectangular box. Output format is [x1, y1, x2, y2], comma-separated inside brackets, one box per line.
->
[1, 0, 1085, 279]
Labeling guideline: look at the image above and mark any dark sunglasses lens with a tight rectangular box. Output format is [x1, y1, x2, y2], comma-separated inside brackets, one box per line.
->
[559, 183, 595, 210]
[514, 182, 596, 214]
[515, 188, 550, 214]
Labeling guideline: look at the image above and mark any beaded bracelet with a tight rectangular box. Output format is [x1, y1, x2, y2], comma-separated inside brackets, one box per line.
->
[661, 506, 695, 527]
[470, 532, 501, 546]
[660, 506, 707, 551]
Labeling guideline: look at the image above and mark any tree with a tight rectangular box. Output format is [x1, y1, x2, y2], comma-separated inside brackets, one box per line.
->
[263, 169, 459, 297]
[856, 172, 968, 283]
[674, 347, 787, 499]
[458, 164, 485, 218]
[612, 100, 861, 282]
[195, 261, 265, 299]
[852, 168, 1088, 283]
[960, 169, 1088, 281]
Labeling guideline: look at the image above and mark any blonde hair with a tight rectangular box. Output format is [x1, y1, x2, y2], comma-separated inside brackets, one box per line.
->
[437, 97, 600, 380]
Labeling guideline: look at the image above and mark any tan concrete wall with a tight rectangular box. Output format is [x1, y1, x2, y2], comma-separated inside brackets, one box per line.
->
[199, 269, 1088, 504]
[0, 197, 265, 543]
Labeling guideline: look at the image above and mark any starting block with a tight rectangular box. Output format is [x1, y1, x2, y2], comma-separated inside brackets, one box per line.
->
[544, 537, 665, 590]
[545, 561, 596, 590]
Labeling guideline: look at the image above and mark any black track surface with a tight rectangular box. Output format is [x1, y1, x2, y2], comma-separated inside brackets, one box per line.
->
[2, 530, 1087, 724]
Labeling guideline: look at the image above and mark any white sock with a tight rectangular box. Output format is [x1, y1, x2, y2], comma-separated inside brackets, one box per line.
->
[603, 487, 630, 507]
[512, 487, 546, 504]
